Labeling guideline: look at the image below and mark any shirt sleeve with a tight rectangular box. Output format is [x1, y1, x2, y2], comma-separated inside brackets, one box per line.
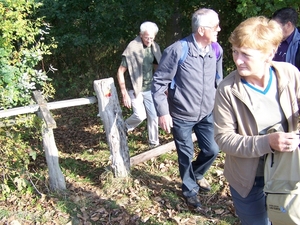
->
[120, 56, 128, 68]
[151, 42, 181, 117]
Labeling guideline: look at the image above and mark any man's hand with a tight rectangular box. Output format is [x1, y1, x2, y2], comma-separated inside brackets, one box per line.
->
[159, 114, 173, 133]
[122, 91, 131, 109]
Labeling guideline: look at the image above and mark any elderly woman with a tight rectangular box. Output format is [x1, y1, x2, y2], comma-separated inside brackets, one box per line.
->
[213, 16, 300, 224]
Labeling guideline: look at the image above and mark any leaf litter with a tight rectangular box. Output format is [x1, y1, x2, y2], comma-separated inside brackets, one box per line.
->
[0, 104, 240, 225]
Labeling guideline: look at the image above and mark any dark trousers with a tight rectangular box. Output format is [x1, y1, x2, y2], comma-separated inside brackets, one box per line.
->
[230, 177, 270, 225]
[172, 112, 219, 197]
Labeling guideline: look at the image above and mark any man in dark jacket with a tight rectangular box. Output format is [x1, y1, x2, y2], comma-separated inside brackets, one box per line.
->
[151, 8, 222, 209]
[272, 7, 300, 70]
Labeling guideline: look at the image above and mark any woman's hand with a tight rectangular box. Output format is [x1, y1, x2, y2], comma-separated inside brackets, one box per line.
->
[268, 132, 300, 152]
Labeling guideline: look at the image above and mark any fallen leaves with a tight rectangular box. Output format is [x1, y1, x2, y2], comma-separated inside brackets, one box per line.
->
[0, 105, 239, 225]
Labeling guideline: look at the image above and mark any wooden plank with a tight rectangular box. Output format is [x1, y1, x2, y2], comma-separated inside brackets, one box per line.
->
[130, 141, 176, 166]
[0, 96, 97, 118]
[33, 91, 57, 129]
[43, 127, 66, 191]
[94, 78, 130, 177]
[130, 133, 197, 166]
[47, 96, 97, 110]
[0, 105, 39, 118]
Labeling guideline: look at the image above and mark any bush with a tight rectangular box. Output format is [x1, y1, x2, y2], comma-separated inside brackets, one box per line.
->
[0, 0, 56, 196]
[0, 115, 43, 197]
[0, 0, 56, 109]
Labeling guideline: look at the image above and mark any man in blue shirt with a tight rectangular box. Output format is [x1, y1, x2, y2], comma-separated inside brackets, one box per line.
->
[272, 7, 300, 70]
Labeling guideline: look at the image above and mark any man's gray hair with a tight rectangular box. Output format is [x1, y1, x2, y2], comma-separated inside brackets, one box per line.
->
[192, 8, 218, 33]
[140, 21, 159, 35]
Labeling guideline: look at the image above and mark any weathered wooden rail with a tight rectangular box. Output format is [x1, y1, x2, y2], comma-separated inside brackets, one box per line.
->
[0, 96, 98, 119]
[0, 93, 100, 191]
[0, 78, 190, 191]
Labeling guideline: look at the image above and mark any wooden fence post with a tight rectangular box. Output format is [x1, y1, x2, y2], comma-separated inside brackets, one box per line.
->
[33, 91, 66, 191]
[93, 78, 130, 177]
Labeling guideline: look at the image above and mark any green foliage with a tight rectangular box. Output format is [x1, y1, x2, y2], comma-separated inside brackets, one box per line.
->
[0, 0, 56, 109]
[236, 0, 299, 20]
[0, 115, 43, 197]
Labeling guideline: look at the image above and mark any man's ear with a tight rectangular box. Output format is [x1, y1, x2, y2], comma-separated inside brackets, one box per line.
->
[198, 27, 205, 36]
[286, 21, 294, 30]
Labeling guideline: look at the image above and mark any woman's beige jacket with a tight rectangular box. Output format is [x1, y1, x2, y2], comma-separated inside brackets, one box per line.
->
[213, 61, 300, 197]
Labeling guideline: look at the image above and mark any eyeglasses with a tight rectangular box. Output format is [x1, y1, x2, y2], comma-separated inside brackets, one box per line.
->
[202, 24, 220, 31]
[142, 36, 155, 41]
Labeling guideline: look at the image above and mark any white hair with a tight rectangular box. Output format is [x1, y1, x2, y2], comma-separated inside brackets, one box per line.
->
[140, 21, 159, 35]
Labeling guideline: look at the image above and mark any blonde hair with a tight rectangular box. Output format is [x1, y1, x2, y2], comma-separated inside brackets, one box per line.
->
[229, 16, 283, 54]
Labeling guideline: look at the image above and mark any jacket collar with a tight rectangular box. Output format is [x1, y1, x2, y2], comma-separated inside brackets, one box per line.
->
[187, 34, 216, 58]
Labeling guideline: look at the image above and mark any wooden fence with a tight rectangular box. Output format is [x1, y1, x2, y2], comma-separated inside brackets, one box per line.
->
[0, 78, 194, 191]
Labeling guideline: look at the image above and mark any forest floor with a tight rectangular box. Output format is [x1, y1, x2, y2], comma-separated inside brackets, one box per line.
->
[0, 104, 240, 225]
